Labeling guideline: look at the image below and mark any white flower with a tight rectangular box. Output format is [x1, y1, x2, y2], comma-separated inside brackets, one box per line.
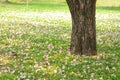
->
[20, 73, 26, 79]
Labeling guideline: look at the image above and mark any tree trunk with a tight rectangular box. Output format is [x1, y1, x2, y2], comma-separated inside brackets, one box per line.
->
[66, 0, 97, 56]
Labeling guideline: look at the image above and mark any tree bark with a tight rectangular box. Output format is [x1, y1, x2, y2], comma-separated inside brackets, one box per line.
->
[66, 0, 97, 56]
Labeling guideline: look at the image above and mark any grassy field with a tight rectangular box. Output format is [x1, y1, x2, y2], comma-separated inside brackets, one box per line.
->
[0, 0, 120, 80]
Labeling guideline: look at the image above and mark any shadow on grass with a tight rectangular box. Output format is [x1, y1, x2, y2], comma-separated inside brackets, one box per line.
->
[0, 1, 68, 11]
[97, 6, 120, 11]
[2, 1, 67, 6]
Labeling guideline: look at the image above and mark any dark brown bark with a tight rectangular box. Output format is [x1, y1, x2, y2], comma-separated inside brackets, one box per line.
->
[66, 0, 97, 56]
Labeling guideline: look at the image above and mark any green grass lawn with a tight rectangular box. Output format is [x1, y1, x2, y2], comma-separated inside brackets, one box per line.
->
[0, 0, 120, 80]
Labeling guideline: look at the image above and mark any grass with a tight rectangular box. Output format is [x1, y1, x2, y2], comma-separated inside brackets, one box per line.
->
[0, 0, 120, 80]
